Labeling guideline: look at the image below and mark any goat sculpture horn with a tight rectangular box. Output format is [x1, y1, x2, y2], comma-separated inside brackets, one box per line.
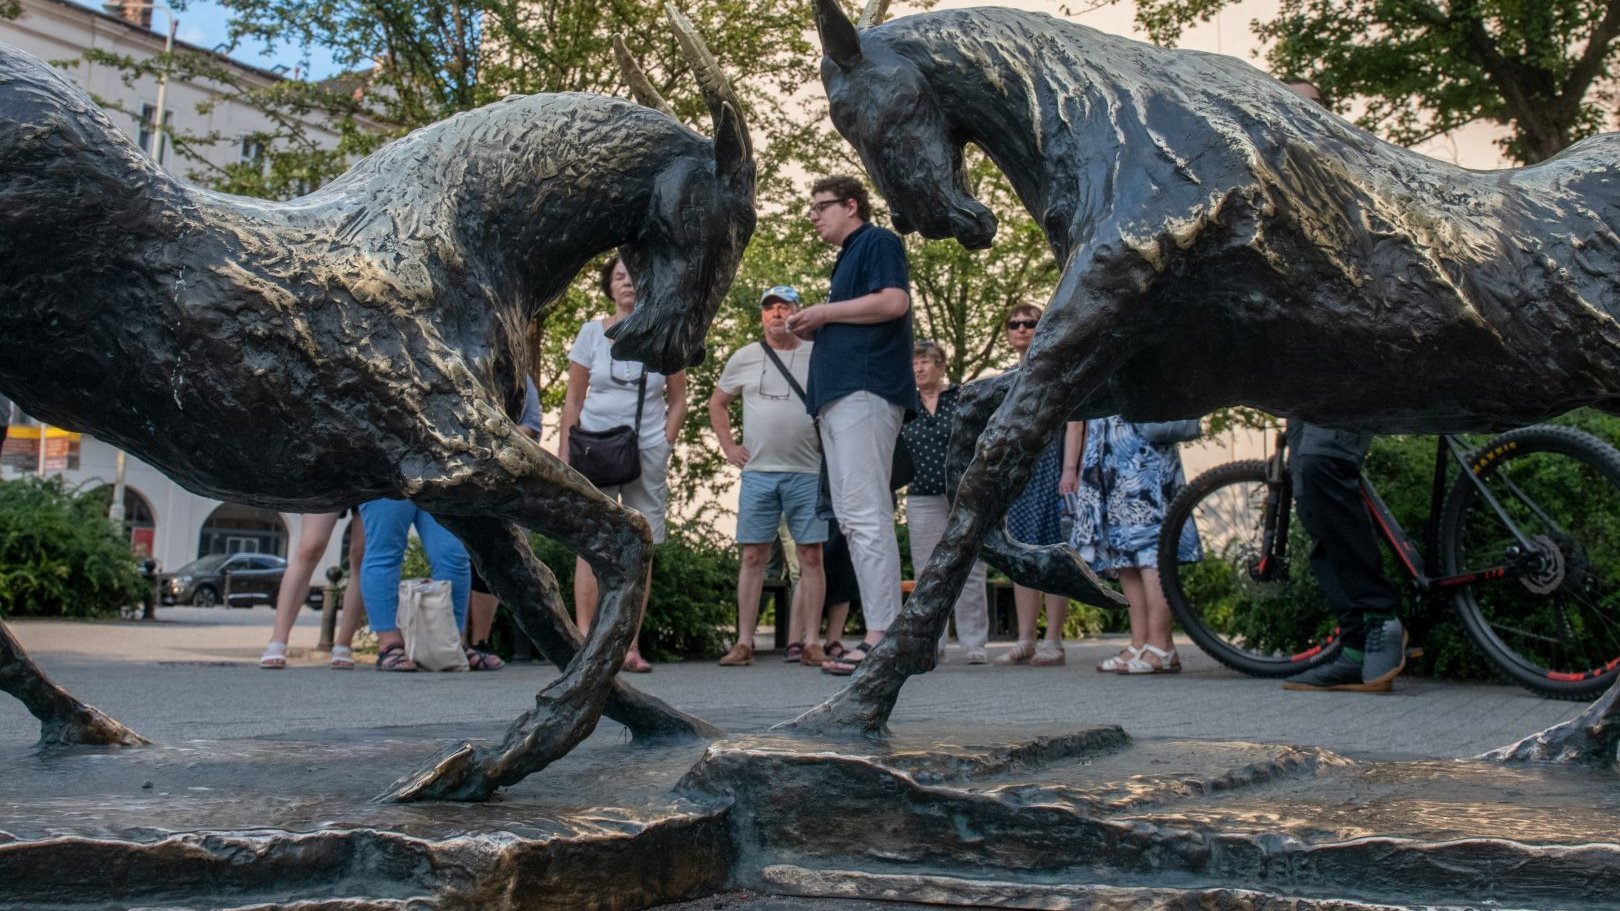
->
[857, 0, 891, 29]
[665, 4, 752, 161]
[613, 35, 676, 118]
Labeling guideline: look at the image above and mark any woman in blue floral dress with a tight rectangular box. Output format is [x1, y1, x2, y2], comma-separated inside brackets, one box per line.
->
[994, 303, 1075, 668]
[1067, 416, 1202, 673]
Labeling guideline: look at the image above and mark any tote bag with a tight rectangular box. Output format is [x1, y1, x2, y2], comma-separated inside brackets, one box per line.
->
[397, 578, 469, 671]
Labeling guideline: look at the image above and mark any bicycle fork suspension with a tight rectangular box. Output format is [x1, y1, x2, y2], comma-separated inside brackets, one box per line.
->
[1254, 429, 1292, 583]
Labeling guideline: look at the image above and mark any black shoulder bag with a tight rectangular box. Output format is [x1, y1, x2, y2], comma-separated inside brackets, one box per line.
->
[568, 370, 646, 487]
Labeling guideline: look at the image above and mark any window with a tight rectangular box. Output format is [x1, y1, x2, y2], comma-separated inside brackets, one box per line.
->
[137, 104, 156, 156]
[240, 137, 266, 165]
[137, 104, 173, 163]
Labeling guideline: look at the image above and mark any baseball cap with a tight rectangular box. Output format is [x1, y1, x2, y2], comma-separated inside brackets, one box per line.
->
[759, 285, 801, 306]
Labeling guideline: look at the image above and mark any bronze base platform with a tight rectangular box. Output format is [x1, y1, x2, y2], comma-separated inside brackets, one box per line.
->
[2, 723, 1615, 910]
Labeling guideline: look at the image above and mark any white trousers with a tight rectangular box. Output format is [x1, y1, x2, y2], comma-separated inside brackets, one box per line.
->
[820, 391, 904, 632]
[907, 493, 990, 650]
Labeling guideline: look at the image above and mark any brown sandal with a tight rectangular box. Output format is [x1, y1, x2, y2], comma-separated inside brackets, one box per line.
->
[376, 643, 417, 672]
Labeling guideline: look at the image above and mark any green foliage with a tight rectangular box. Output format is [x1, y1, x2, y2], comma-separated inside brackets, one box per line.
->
[0, 1, 19, 21]
[0, 477, 149, 619]
[1130, 0, 1620, 164]
[523, 524, 737, 661]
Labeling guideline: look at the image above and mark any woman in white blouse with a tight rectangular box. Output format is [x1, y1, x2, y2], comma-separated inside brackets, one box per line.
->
[559, 256, 687, 673]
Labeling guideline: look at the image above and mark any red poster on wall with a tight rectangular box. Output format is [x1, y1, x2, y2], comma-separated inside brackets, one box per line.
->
[130, 527, 155, 559]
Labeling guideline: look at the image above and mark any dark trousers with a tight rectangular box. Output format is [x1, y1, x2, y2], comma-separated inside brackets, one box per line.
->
[1289, 424, 1400, 651]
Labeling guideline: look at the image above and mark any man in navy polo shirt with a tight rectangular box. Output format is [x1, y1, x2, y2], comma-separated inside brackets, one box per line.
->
[787, 175, 918, 675]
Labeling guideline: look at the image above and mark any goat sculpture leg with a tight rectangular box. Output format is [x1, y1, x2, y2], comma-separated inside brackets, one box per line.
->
[787, 263, 1138, 733]
[468, 517, 719, 741]
[1483, 675, 1620, 765]
[0, 619, 146, 747]
[379, 438, 694, 801]
[948, 374, 1125, 609]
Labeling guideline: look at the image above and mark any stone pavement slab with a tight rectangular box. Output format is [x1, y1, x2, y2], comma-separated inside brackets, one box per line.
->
[0, 607, 1581, 759]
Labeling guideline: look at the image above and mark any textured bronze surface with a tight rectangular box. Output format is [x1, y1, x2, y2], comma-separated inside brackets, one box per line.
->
[798, 0, 1620, 738]
[0, 6, 748, 794]
[1484, 676, 1620, 765]
[5, 724, 1616, 909]
[685, 727, 1620, 911]
[0, 617, 146, 748]
[0, 729, 729, 910]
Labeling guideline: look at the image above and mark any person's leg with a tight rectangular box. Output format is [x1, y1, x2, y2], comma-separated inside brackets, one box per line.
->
[958, 559, 990, 659]
[723, 543, 771, 665]
[1285, 431, 1404, 690]
[331, 514, 365, 667]
[1116, 567, 1179, 673]
[996, 583, 1041, 664]
[574, 556, 599, 635]
[414, 509, 471, 632]
[1033, 590, 1069, 665]
[469, 591, 498, 644]
[820, 392, 903, 656]
[909, 494, 989, 657]
[1116, 568, 1148, 647]
[1141, 567, 1175, 654]
[728, 471, 778, 664]
[779, 472, 829, 662]
[793, 542, 826, 663]
[263, 512, 340, 666]
[616, 442, 671, 671]
[907, 494, 944, 648]
[357, 499, 415, 669]
[819, 519, 856, 655]
[825, 602, 850, 646]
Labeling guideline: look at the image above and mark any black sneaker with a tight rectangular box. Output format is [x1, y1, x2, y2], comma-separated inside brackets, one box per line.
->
[1360, 617, 1408, 689]
[1283, 652, 1384, 692]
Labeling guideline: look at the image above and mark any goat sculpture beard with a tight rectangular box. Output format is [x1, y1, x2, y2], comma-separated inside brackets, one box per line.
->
[0, 3, 753, 801]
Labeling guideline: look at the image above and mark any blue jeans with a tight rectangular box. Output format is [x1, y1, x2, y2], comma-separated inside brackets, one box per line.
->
[357, 499, 470, 634]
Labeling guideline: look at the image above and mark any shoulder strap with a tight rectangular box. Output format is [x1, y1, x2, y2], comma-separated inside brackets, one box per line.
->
[761, 344, 808, 405]
[633, 369, 647, 435]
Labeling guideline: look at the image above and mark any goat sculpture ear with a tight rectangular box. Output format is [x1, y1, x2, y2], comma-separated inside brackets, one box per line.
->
[814, 0, 862, 68]
[714, 100, 753, 191]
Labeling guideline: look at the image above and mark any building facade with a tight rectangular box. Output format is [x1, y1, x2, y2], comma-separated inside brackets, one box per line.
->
[1, 0, 357, 576]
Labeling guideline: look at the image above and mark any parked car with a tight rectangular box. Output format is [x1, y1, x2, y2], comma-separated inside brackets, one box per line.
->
[158, 553, 322, 608]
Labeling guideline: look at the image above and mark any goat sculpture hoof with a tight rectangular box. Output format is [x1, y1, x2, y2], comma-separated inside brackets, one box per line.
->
[42, 708, 149, 748]
[378, 741, 496, 803]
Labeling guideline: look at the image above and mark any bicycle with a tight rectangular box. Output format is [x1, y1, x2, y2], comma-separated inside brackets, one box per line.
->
[1156, 423, 1620, 699]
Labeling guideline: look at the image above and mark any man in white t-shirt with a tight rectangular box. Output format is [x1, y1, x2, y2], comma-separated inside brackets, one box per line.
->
[709, 286, 829, 667]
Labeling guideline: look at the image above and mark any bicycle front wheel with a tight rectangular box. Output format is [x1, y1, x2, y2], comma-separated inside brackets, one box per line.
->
[1439, 425, 1620, 700]
[1159, 460, 1342, 677]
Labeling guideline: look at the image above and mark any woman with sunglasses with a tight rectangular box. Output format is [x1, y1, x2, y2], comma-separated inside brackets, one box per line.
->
[559, 256, 688, 673]
[995, 304, 1077, 667]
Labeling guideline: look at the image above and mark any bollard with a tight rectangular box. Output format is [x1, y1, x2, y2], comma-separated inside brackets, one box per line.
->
[512, 624, 535, 663]
[317, 565, 344, 652]
[140, 558, 159, 621]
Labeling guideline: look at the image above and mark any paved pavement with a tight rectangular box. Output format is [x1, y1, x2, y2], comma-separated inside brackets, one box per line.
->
[0, 605, 1583, 758]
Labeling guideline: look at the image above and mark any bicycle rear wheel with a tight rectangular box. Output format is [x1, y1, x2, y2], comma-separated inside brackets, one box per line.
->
[1439, 425, 1620, 700]
[1159, 459, 1342, 677]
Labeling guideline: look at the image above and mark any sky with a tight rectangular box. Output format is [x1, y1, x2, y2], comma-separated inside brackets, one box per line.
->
[72, 0, 342, 79]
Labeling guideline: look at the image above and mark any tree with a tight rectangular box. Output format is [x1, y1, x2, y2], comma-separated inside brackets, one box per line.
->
[1131, 0, 1620, 164]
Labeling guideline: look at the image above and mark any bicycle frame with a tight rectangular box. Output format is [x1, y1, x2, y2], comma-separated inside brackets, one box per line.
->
[1254, 429, 1538, 595]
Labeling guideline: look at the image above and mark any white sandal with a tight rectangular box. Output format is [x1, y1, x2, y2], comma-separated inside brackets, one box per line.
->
[1097, 644, 1143, 672]
[329, 645, 355, 670]
[259, 641, 288, 669]
[1121, 644, 1181, 675]
[993, 640, 1036, 665]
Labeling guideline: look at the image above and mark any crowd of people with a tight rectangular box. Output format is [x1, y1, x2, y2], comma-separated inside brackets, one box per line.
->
[257, 167, 1393, 693]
